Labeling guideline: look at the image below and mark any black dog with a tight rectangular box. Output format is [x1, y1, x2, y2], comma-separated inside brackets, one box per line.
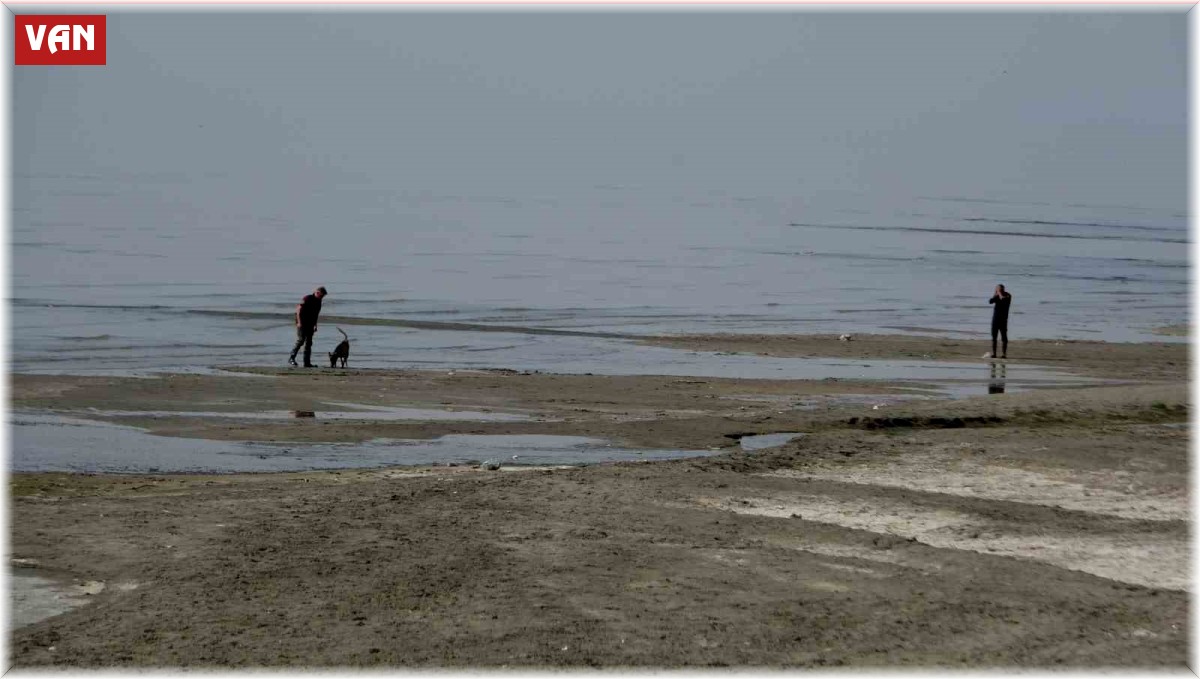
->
[328, 327, 351, 368]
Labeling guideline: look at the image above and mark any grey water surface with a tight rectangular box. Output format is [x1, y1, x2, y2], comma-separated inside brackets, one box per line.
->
[10, 413, 716, 474]
[11, 13, 1186, 381]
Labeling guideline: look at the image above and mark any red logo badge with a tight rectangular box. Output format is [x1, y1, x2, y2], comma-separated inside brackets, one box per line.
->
[15, 15, 106, 66]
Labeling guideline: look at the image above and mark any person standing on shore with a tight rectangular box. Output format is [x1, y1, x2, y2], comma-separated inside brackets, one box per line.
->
[989, 284, 1012, 359]
[288, 286, 327, 367]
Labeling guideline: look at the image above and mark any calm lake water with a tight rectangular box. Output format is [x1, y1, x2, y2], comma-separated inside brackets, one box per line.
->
[9, 13, 1187, 476]
[11, 176, 1187, 375]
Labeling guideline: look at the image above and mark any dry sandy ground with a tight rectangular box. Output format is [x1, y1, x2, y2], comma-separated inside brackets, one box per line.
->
[7, 335, 1190, 668]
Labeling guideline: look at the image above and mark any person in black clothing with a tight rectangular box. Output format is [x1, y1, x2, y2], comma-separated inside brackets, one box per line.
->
[288, 286, 327, 367]
[989, 284, 1012, 359]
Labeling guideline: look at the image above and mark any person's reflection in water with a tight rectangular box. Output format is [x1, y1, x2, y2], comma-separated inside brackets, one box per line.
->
[988, 362, 1007, 394]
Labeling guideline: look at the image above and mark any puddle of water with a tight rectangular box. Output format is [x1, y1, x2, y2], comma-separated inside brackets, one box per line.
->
[10, 414, 713, 474]
[376, 434, 706, 467]
[918, 360, 1133, 398]
[328, 401, 534, 421]
[739, 433, 804, 451]
[10, 568, 102, 628]
[73, 403, 531, 422]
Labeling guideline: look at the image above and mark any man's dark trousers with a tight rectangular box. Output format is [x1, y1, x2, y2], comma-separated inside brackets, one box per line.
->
[290, 326, 316, 366]
[991, 324, 1008, 359]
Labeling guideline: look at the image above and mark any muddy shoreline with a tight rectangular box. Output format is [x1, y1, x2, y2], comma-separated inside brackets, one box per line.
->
[642, 332, 1188, 380]
[8, 334, 1190, 667]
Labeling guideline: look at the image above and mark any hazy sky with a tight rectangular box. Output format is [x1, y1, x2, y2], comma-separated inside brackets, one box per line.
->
[13, 11, 1187, 210]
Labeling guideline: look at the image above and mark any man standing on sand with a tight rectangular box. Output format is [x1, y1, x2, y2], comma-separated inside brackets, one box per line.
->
[989, 284, 1012, 359]
[289, 286, 327, 367]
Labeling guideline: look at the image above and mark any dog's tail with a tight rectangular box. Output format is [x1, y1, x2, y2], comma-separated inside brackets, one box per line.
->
[337, 327, 349, 342]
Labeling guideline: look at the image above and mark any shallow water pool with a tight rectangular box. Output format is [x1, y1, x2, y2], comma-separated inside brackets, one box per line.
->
[10, 413, 714, 474]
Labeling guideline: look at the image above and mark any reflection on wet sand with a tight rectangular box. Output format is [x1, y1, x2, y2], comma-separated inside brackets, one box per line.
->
[989, 361, 1007, 394]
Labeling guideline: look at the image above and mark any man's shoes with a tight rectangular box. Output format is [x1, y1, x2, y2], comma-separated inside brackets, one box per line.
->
[288, 357, 298, 366]
[303, 363, 315, 368]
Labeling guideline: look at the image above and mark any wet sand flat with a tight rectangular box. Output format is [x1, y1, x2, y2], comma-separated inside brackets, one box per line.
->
[7, 334, 1190, 668]
[643, 333, 1186, 380]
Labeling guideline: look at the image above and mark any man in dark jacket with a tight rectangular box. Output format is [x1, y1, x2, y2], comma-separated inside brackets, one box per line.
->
[288, 286, 327, 367]
[989, 284, 1012, 359]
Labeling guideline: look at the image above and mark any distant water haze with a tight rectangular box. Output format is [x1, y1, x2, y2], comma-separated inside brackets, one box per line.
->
[11, 12, 1188, 374]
